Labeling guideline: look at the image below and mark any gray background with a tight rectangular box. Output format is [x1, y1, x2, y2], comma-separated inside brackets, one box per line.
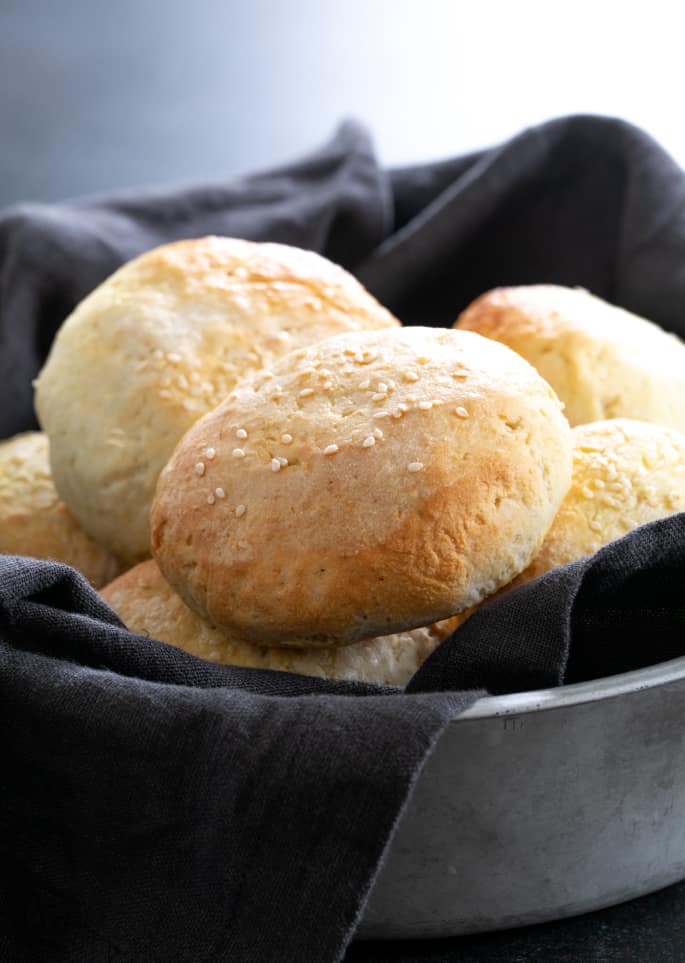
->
[1, 0, 683, 208]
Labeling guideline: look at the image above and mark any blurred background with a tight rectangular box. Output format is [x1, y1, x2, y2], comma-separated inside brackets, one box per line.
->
[1, 0, 683, 207]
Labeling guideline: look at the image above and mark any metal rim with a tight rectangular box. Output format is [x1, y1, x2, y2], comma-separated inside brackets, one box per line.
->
[454, 654, 685, 722]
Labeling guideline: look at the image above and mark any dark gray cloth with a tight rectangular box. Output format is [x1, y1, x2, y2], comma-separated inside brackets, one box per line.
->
[1, 114, 685, 963]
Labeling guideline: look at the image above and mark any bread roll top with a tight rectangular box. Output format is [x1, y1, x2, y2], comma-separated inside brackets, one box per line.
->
[35, 236, 399, 563]
[455, 284, 685, 430]
[152, 326, 573, 646]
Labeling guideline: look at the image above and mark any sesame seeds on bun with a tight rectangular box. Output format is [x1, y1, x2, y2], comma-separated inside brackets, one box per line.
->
[34, 236, 399, 563]
[151, 326, 573, 647]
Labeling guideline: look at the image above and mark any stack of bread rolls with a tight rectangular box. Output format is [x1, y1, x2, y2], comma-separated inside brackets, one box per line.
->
[4, 243, 682, 684]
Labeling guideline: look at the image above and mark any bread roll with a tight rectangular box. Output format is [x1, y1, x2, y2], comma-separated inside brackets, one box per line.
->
[455, 285, 685, 430]
[0, 432, 121, 587]
[511, 418, 685, 587]
[151, 326, 572, 647]
[35, 237, 399, 563]
[102, 560, 458, 686]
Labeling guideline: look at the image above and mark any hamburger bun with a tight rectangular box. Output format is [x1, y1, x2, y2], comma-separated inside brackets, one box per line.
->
[455, 285, 685, 430]
[102, 560, 458, 686]
[512, 418, 685, 586]
[35, 236, 399, 563]
[0, 432, 121, 587]
[151, 326, 573, 646]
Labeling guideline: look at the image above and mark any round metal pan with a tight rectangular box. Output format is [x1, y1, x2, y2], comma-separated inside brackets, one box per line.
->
[359, 655, 685, 939]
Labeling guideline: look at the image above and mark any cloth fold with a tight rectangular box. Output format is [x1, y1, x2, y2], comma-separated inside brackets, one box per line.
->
[2, 114, 685, 962]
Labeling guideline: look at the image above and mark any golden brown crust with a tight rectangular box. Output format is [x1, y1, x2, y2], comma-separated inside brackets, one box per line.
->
[151, 326, 573, 646]
[102, 560, 457, 686]
[455, 285, 685, 430]
[0, 432, 122, 587]
[511, 419, 685, 586]
[34, 236, 399, 563]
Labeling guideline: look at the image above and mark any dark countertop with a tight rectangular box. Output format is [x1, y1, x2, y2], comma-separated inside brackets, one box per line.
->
[347, 881, 685, 961]
[3, 3, 684, 960]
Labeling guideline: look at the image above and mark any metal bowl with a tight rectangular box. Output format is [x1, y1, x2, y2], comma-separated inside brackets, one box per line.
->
[359, 655, 685, 938]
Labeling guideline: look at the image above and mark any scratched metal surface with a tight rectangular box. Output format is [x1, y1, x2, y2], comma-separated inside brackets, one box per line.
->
[360, 657, 685, 939]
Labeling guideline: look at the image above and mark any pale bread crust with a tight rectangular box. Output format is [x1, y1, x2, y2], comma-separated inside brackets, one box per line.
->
[0, 432, 122, 587]
[512, 418, 685, 586]
[455, 285, 685, 430]
[101, 560, 458, 686]
[35, 237, 399, 563]
[151, 326, 573, 647]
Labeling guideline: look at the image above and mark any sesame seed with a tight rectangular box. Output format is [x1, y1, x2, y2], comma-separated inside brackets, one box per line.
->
[362, 435, 376, 448]
[404, 371, 419, 383]
[373, 428, 383, 439]
[408, 462, 424, 473]
[213, 487, 224, 499]
[387, 379, 397, 391]
[299, 388, 315, 398]
[271, 458, 281, 472]
[278, 457, 288, 466]
[177, 375, 189, 389]
[236, 428, 248, 440]
[418, 400, 432, 411]
[324, 444, 339, 455]
[397, 403, 409, 413]
[371, 392, 387, 402]
[167, 352, 182, 363]
[158, 389, 171, 399]
[235, 504, 246, 517]
[452, 371, 468, 380]
[377, 382, 388, 393]
[455, 406, 469, 418]
[323, 380, 334, 391]
[281, 433, 293, 444]
[373, 411, 390, 420]
[195, 462, 205, 476]
[406, 394, 417, 404]
[207, 493, 216, 505]
[182, 400, 194, 412]
[205, 448, 216, 460]
[581, 486, 595, 499]
[233, 448, 246, 458]
[359, 379, 371, 390]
